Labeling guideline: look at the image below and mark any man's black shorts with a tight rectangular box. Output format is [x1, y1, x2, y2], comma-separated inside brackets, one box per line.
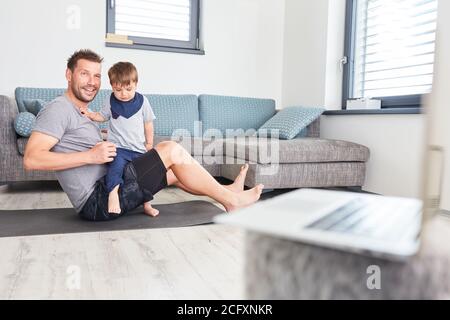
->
[79, 148, 168, 221]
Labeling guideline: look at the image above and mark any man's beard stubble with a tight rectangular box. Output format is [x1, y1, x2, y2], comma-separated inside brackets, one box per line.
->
[71, 81, 98, 103]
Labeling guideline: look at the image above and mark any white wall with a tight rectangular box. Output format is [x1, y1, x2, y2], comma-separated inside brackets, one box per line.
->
[324, 0, 347, 109]
[321, 115, 426, 198]
[0, 0, 285, 104]
[426, 0, 450, 211]
[282, 0, 329, 107]
[282, 0, 428, 201]
[282, 0, 346, 109]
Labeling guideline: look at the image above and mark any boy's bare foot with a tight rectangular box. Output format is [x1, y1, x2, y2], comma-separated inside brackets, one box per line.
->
[224, 164, 249, 193]
[108, 188, 121, 214]
[143, 202, 160, 217]
[224, 184, 264, 212]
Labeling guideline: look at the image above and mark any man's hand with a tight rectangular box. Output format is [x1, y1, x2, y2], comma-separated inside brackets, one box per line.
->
[88, 142, 117, 164]
[25, 131, 109, 171]
[145, 143, 153, 151]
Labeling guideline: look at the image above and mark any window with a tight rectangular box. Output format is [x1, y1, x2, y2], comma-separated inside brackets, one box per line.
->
[106, 0, 203, 54]
[343, 0, 438, 109]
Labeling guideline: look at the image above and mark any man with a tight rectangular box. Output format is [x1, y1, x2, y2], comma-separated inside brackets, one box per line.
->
[24, 49, 263, 221]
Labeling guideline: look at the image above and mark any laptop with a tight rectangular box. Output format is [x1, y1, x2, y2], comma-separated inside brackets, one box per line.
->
[214, 6, 448, 262]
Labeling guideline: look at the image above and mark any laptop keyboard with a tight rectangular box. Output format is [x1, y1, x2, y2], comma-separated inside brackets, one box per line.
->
[305, 198, 422, 241]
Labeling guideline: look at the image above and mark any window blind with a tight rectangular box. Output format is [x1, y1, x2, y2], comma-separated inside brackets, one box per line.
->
[115, 0, 192, 42]
[352, 0, 438, 98]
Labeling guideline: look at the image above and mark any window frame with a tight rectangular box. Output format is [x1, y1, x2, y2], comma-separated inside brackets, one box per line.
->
[342, 0, 427, 110]
[106, 0, 204, 55]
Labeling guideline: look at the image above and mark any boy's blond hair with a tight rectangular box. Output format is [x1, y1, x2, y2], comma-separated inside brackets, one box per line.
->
[108, 62, 138, 86]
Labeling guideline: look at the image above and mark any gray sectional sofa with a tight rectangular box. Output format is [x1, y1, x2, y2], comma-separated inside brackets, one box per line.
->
[0, 87, 370, 189]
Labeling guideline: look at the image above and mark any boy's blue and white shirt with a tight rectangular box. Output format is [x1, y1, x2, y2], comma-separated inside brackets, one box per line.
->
[100, 92, 156, 154]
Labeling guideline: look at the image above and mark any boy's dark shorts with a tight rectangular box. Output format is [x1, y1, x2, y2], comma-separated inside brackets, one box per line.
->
[79, 148, 168, 221]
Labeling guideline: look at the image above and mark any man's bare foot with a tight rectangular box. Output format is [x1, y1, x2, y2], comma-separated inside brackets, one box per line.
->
[143, 202, 159, 217]
[108, 188, 121, 214]
[224, 184, 264, 212]
[224, 164, 249, 193]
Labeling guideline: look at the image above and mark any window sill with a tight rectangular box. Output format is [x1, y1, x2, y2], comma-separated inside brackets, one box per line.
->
[105, 42, 205, 55]
[323, 108, 422, 115]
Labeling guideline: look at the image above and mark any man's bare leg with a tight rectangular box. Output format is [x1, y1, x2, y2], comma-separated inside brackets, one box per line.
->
[108, 185, 121, 214]
[143, 165, 248, 217]
[165, 164, 249, 195]
[155, 141, 263, 212]
[226, 163, 249, 192]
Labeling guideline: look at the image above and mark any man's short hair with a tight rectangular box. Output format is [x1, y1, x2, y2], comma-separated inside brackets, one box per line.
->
[108, 62, 138, 86]
[67, 49, 104, 72]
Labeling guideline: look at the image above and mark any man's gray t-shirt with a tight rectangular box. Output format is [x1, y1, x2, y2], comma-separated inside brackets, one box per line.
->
[33, 95, 107, 212]
[100, 95, 156, 154]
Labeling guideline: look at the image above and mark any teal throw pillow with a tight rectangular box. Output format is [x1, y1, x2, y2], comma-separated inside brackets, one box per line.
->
[23, 99, 46, 116]
[14, 112, 36, 137]
[258, 106, 325, 140]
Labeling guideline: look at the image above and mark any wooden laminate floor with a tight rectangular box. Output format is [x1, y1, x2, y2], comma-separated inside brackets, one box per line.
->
[0, 182, 245, 299]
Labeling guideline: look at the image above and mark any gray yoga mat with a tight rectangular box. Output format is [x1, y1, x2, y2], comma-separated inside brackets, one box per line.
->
[0, 201, 225, 238]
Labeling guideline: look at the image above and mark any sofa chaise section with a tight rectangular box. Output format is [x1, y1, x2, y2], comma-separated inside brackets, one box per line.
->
[221, 137, 369, 189]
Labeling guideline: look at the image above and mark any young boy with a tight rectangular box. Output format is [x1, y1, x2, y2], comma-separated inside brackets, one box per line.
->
[82, 61, 160, 217]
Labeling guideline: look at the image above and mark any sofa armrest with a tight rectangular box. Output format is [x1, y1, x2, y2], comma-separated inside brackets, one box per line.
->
[1, 94, 57, 183]
[307, 118, 320, 138]
[0, 95, 19, 149]
[0, 95, 22, 182]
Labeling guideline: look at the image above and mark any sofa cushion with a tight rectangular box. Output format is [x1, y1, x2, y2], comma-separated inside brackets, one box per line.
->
[15, 87, 112, 130]
[15, 88, 65, 113]
[15, 87, 111, 112]
[14, 112, 36, 137]
[23, 99, 46, 116]
[146, 95, 199, 137]
[224, 137, 370, 164]
[258, 106, 325, 140]
[16, 135, 222, 158]
[89, 90, 113, 112]
[199, 95, 275, 135]
[16, 135, 226, 157]
[154, 135, 225, 156]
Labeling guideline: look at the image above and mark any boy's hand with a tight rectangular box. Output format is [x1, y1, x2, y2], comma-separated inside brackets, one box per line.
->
[80, 107, 89, 115]
[81, 109, 106, 122]
[145, 143, 153, 151]
[80, 107, 96, 120]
